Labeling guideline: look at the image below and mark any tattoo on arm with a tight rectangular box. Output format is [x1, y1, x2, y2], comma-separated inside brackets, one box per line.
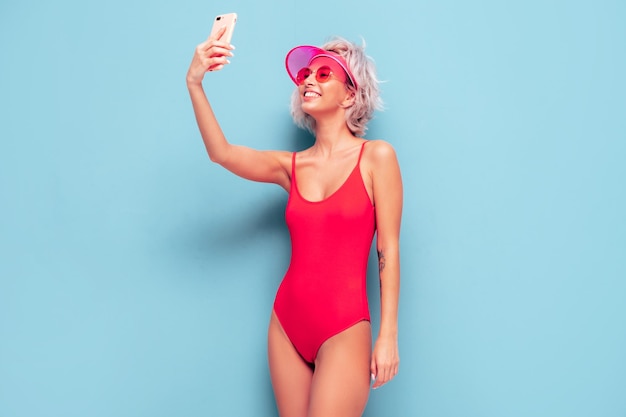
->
[378, 249, 386, 274]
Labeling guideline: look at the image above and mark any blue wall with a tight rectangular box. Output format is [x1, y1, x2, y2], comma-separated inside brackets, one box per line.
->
[1, 1, 625, 416]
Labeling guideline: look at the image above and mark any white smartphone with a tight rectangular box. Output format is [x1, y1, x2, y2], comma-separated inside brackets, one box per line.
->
[210, 13, 237, 43]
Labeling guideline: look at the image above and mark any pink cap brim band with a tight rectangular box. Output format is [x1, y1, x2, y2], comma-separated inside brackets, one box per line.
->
[285, 45, 358, 90]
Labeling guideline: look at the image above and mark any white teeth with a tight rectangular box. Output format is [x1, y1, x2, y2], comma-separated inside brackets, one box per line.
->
[304, 91, 320, 97]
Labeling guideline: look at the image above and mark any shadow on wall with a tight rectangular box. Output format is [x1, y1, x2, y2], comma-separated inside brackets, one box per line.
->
[194, 123, 315, 255]
[205, 194, 288, 249]
[169, 193, 290, 265]
[163, 124, 315, 280]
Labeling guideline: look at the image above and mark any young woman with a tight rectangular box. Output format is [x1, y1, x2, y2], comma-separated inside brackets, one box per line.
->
[187, 27, 402, 417]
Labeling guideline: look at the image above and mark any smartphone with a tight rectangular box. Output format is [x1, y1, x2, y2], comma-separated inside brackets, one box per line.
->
[210, 13, 237, 43]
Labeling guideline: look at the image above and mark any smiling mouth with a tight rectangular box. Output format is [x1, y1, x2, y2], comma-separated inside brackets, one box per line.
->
[304, 91, 321, 98]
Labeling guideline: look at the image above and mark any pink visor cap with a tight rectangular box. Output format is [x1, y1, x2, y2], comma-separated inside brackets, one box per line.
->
[285, 45, 358, 90]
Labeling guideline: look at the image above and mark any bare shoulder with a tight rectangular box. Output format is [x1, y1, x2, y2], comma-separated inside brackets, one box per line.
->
[364, 140, 403, 213]
[255, 148, 293, 168]
[363, 139, 399, 168]
[271, 149, 294, 167]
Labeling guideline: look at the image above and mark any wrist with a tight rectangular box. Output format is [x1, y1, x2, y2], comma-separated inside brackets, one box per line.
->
[377, 327, 398, 340]
[186, 74, 204, 88]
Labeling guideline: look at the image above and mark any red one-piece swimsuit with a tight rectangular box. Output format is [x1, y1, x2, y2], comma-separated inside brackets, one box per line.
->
[273, 142, 376, 363]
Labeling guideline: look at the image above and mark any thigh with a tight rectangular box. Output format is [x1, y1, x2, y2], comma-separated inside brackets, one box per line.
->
[308, 321, 372, 417]
[268, 311, 313, 417]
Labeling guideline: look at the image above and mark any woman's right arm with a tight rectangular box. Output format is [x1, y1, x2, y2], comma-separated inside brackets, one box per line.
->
[186, 28, 291, 190]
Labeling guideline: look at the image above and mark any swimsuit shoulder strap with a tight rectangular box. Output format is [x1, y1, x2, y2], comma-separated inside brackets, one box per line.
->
[356, 141, 367, 166]
[292, 151, 298, 174]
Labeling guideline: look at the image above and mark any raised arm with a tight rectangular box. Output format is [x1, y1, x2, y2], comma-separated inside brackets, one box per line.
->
[367, 140, 403, 389]
[186, 27, 291, 190]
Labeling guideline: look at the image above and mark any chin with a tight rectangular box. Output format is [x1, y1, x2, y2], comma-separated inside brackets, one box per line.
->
[300, 102, 317, 117]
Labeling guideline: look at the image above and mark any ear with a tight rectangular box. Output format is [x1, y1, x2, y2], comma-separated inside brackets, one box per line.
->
[339, 90, 356, 109]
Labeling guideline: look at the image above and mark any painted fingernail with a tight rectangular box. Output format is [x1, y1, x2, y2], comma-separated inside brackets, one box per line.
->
[230, 44, 236, 50]
[371, 373, 375, 381]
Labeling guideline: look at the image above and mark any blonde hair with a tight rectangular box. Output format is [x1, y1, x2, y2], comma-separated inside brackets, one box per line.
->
[290, 37, 383, 137]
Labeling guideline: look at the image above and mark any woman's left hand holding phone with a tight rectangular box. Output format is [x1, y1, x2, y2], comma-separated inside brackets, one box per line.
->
[186, 26, 235, 85]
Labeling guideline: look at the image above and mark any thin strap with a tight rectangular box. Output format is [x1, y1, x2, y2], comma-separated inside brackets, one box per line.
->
[357, 141, 367, 165]
[291, 151, 297, 182]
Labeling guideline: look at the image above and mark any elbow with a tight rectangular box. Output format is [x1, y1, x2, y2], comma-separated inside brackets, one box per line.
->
[208, 152, 222, 164]
[207, 147, 229, 165]
[377, 241, 400, 255]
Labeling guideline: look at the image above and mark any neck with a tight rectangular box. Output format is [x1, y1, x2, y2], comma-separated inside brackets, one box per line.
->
[312, 116, 358, 155]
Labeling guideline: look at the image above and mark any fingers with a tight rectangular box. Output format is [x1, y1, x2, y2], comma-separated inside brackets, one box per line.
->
[370, 362, 377, 387]
[187, 29, 236, 84]
[208, 63, 226, 72]
[197, 26, 235, 63]
[370, 355, 399, 389]
[207, 25, 227, 42]
[193, 39, 234, 74]
[203, 27, 234, 51]
[197, 40, 234, 58]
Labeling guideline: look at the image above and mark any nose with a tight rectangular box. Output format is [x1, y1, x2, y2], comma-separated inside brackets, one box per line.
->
[303, 72, 316, 85]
